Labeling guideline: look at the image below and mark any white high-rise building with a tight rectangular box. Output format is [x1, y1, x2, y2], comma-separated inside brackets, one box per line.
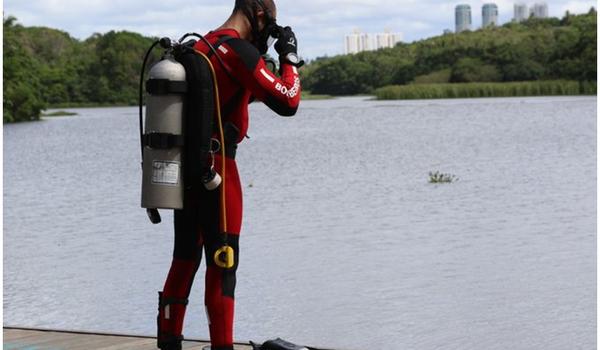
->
[455, 4, 472, 32]
[514, 2, 529, 22]
[344, 29, 402, 54]
[374, 30, 403, 50]
[482, 3, 499, 27]
[530, 2, 549, 18]
[361, 33, 373, 51]
[345, 30, 367, 54]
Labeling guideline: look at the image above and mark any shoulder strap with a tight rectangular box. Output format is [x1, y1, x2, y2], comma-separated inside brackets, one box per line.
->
[206, 35, 235, 59]
[203, 35, 246, 122]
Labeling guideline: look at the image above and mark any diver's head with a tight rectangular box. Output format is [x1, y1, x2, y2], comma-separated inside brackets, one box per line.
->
[233, 0, 279, 54]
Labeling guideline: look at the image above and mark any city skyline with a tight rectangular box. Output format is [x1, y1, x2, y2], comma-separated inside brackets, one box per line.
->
[344, 29, 404, 54]
[455, 2, 551, 32]
[3, 0, 596, 59]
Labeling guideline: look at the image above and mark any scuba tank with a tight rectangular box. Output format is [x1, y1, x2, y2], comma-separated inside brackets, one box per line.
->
[139, 36, 225, 225]
[141, 52, 187, 212]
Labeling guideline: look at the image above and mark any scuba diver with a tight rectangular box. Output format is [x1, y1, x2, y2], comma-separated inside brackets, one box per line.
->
[154, 0, 302, 349]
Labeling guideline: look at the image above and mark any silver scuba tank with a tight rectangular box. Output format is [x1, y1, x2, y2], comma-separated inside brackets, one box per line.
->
[141, 55, 187, 210]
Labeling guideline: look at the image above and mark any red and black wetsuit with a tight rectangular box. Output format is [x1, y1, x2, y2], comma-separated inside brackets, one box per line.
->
[158, 29, 301, 350]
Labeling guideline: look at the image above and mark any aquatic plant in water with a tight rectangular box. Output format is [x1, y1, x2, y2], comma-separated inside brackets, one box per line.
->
[429, 171, 458, 184]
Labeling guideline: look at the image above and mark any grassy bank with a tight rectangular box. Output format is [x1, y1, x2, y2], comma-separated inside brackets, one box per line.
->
[302, 92, 334, 100]
[374, 81, 597, 100]
[42, 110, 78, 117]
[48, 102, 135, 109]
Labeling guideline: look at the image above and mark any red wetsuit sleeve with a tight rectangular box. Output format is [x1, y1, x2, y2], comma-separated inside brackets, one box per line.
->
[222, 39, 301, 116]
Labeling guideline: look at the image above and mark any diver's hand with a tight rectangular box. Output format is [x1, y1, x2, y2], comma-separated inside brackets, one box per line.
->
[275, 26, 303, 67]
[274, 26, 298, 56]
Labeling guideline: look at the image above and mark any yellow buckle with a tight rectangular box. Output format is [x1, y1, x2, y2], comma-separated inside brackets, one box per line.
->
[214, 246, 235, 269]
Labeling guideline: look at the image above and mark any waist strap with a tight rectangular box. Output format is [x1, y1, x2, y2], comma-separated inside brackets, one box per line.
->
[221, 122, 239, 160]
[224, 143, 237, 160]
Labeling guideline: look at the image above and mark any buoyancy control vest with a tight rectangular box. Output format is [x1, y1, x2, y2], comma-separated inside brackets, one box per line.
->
[139, 35, 232, 225]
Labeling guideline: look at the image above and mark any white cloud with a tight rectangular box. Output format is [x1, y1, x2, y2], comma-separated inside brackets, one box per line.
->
[4, 0, 597, 58]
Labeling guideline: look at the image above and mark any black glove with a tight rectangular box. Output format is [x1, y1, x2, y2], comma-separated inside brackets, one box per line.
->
[274, 26, 298, 56]
[274, 26, 304, 67]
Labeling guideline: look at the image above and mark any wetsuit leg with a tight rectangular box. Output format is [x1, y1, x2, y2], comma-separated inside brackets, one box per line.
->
[158, 199, 204, 349]
[202, 156, 243, 350]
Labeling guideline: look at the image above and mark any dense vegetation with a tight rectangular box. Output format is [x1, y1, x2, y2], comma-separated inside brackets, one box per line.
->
[302, 10, 597, 96]
[3, 16, 158, 122]
[375, 80, 596, 100]
[3, 10, 597, 122]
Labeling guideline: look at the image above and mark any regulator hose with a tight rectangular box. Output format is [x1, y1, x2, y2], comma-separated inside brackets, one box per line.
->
[193, 48, 234, 269]
[181, 32, 236, 268]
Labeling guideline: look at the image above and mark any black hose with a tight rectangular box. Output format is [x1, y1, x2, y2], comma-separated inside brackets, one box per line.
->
[139, 40, 161, 164]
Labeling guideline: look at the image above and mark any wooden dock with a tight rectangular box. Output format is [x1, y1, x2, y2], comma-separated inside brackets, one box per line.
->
[4, 327, 254, 350]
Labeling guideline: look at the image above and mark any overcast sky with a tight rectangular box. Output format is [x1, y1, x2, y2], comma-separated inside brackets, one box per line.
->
[4, 0, 597, 58]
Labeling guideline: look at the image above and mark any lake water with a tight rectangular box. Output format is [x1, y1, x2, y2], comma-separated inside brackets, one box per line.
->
[4, 96, 597, 350]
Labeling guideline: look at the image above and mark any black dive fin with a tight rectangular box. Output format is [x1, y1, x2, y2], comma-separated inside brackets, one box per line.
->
[249, 338, 309, 350]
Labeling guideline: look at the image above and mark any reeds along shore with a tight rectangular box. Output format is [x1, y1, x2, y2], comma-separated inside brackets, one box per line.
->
[374, 81, 597, 100]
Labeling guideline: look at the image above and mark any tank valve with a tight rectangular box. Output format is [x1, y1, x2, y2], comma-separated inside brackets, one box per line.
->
[159, 37, 174, 49]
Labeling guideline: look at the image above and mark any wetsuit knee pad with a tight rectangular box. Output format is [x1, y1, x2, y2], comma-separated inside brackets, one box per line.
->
[205, 234, 240, 298]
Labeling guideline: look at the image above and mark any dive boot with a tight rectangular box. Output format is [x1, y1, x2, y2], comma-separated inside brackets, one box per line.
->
[157, 291, 188, 350]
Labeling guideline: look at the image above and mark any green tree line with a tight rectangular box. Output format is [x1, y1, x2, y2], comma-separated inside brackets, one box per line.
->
[302, 9, 597, 95]
[3, 16, 158, 122]
[3, 10, 597, 122]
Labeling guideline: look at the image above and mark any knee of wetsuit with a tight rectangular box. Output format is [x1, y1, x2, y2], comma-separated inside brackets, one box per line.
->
[206, 235, 239, 269]
[206, 235, 239, 298]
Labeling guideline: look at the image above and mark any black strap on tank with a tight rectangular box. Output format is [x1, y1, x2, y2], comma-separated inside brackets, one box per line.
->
[143, 132, 184, 149]
[146, 79, 188, 95]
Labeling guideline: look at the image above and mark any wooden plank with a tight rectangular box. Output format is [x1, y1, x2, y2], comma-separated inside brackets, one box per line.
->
[100, 338, 158, 350]
[3, 328, 43, 341]
[184, 341, 217, 350]
[5, 330, 71, 349]
[3, 328, 253, 350]
[40, 334, 150, 349]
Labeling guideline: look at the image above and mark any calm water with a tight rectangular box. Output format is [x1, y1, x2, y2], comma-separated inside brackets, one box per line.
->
[4, 96, 597, 350]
